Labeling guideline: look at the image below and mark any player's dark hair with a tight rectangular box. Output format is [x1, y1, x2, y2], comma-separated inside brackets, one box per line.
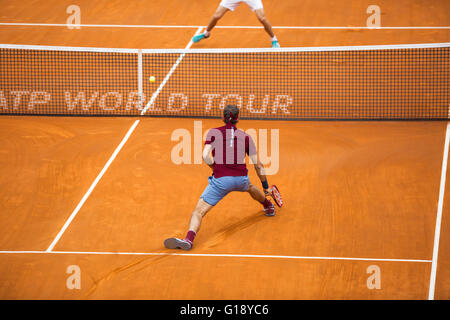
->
[223, 104, 239, 125]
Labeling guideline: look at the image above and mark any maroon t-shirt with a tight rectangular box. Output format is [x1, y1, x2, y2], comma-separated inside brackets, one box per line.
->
[205, 122, 257, 178]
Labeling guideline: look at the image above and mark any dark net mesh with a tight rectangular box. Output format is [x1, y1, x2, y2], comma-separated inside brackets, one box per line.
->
[1, 45, 449, 120]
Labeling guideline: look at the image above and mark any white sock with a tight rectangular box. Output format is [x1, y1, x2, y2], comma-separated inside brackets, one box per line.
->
[271, 36, 278, 42]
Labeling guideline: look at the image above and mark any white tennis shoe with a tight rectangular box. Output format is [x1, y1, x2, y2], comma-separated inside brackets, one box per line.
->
[164, 237, 193, 250]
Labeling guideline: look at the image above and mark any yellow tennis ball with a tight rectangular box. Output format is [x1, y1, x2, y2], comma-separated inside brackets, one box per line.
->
[149, 76, 156, 83]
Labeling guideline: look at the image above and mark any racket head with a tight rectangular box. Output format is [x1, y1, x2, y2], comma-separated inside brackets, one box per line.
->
[270, 185, 283, 207]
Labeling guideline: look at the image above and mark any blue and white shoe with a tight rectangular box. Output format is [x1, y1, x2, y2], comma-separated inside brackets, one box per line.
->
[192, 33, 210, 43]
[164, 237, 193, 250]
[271, 41, 280, 48]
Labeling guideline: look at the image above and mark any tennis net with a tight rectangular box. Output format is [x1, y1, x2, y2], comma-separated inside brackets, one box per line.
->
[1, 43, 449, 120]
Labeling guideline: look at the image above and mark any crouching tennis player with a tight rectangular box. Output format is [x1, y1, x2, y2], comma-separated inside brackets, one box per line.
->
[164, 105, 275, 250]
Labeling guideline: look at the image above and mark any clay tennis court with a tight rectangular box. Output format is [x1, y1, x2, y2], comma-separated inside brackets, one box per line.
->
[0, 0, 449, 300]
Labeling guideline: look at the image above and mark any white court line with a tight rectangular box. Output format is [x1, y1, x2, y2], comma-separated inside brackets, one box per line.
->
[1, 22, 450, 29]
[46, 119, 141, 252]
[45, 27, 202, 252]
[428, 121, 450, 300]
[0, 250, 432, 263]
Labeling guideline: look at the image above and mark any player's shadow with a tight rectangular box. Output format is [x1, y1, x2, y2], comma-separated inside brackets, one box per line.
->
[203, 211, 269, 248]
[84, 212, 274, 297]
[84, 252, 172, 298]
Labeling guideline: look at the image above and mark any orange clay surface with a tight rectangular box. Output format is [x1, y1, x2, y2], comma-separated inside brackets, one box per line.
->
[0, 0, 449, 299]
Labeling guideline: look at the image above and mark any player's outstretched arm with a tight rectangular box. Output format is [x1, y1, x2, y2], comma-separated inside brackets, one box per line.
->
[247, 153, 276, 215]
[202, 144, 214, 171]
[250, 153, 270, 195]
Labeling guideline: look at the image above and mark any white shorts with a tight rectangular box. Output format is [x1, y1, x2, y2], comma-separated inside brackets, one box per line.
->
[219, 0, 263, 12]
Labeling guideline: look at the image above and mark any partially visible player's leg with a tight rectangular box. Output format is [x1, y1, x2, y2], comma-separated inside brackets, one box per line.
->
[247, 182, 275, 216]
[206, 5, 230, 33]
[187, 198, 214, 234]
[254, 8, 280, 48]
[192, 5, 230, 43]
[164, 198, 213, 250]
[254, 9, 274, 37]
[164, 176, 228, 250]
[247, 182, 265, 202]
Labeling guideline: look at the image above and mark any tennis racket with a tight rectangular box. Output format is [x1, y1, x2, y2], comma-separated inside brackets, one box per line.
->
[269, 185, 283, 207]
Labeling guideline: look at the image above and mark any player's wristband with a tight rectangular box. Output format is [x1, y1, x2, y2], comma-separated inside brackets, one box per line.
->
[262, 180, 269, 189]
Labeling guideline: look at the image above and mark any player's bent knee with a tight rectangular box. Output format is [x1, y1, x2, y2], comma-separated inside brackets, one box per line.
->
[192, 207, 207, 219]
[254, 9, 266, 19]
[215, 12, 227, 20]
[247, 183, 256, 193]
[194, 209, 206, 218]
[196, 198, 214, 217]
[258, 16, 269, 25]
[213, 7, 228, 20]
